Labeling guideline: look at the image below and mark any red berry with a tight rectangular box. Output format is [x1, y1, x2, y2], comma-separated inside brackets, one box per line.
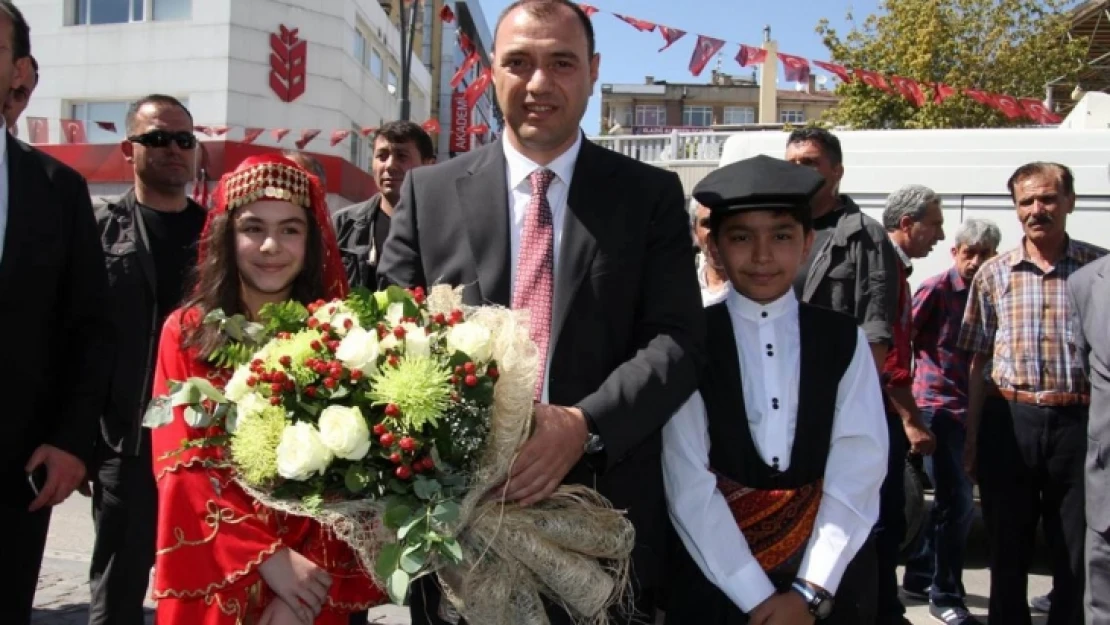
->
[449, 375, 459, 385]
[393, 326, 406, 339]
[320, 322, 331, 334]
[379, 433, 395, 447]
[327, 341, 341, 352]
[328, 305, 336, 315]
[350, 370, 363, 381]
[450, 309, 464, 321]
[487, 366, 499, 379]
[372, 424, 387, 436]
[464, 374, 478, 387]
[307, 318, 319, 329]
[463, 362, 476, 374]
[343, 318, 354, 330]
[279, 355, 292, 367]
[434, 313, 446, 325]
[422, 457, 435, 471]
[384, 404, 399, 417]
[399, 437, 416, 452]
[389, 452, 402, 464]
[246, 376, 257, 387]
[305, 386, 317, 397]
[270, 382, 282, 394]
[323, 378, 337, 389]
[269, 396, 281, 406]
[310, 340, 322, 351]
[388, 356, 399, 367]
[251, 358, 263, 368]
[273, 371, 286, 384]
[283, 380, 295, 392]
[395, 466, 412, 480]
[454, 365, 464, 375]
[314, 363, 328, 375]
[307, 303, 319, 314]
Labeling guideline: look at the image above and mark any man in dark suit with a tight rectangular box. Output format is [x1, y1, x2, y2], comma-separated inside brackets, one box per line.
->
[0, 3, 113, 623]
[377, 1, 704, 623]
[1068, 255, 1110, 624]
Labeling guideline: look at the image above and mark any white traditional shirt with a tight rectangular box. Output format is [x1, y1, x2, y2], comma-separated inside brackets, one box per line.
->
[662, 287, 889, 613]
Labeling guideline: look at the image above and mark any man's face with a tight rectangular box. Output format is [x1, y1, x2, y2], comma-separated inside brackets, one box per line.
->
[901, 200, 945, 258]
[952, 243, 996, 281]
[0, 19, 30, 127]
[1013, 171, 1073, 244]
[692, 203, 711, 254]
[3, 68, 35, 127]
[372, 137, 427, 204]
[121, 103, 196, 189]
[709, 210, 814, 304]
[492, 5, 598, 160]
[785, 140, 843, 206]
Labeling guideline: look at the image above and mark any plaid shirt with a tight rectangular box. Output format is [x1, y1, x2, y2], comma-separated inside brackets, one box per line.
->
[957, 237, 1107, 395]
[912, 268, 971, 422]
[881, 244, 913, 389]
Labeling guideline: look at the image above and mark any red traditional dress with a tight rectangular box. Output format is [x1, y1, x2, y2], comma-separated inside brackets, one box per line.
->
[149, 155, 385, 624]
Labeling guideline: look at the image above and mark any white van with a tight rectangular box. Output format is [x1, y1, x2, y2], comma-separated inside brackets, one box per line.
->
[718, 93, 1110, 288]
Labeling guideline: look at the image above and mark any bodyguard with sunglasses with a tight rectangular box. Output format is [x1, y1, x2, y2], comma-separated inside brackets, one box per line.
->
[90, 94, 205, 625]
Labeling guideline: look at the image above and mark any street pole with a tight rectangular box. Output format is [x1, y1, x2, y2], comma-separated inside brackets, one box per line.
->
[398, 0, 420, 121]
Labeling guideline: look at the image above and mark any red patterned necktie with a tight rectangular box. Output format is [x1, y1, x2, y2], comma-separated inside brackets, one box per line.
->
[513, 168, 556, 400]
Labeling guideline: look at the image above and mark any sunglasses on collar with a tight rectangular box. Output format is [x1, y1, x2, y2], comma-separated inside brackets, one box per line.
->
[127, 129, 197, 150]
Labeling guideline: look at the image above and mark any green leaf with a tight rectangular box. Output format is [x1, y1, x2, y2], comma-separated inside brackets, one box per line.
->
[183, 405, 211, 428]
[170, 382, 202, 407]
[189, 378, 229, 403]
[301, 493, 323, 514]
[326, 385, 350, 400]
[432, 501, 459, 525]
[384, 503, 413, 530]
[344, 464, 374, 494]
[387, 569, 410, 604]
[375, 542, 401, 580]
[399, 545, 427, 574]
[412, 477, 441, 501]
[438, 538, 464, 564]
[398, 516, 426, 541]
[384, 285, 413, 304]
[142, 395, 174, 429]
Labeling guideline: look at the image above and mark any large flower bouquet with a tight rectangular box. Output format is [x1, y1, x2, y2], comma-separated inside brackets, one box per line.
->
[145, 285, 635, 625]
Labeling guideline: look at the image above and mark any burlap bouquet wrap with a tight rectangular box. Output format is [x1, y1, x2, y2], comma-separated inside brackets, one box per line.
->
[236, 285, 636, 625]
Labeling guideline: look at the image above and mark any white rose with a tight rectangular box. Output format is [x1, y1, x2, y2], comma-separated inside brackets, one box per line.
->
[314, 302, 360, 336]
[236, 392, 270, 420]
[335, 327, 381, 374]
[446, 322, 493, 362]
[224, 364, 252, 403]
[275, 422, 333, 481]
[403, 322, 432, 359]
[317, 405, 371, 460]
[386, 302, 405, 326]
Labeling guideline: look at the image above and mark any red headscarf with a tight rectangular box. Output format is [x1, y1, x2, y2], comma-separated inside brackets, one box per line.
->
[201, 154, 348, 301]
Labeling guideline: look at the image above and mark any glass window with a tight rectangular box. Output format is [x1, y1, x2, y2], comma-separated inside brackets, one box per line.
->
[723, 106, 755, 125]
[634, 104, 666, 128]
[682, 106, 713, 127]
[388, 68, 398, 93]
[371, 49, 384, 81]
[353, 30, 367, 68]
[75, 0, 143, 25]
[349, 123, 364, 168]
[70, 100, 131, 144]
[610, 105, 632, 127]
[779, 109, 805, 124]
[152, 0, 190, 21]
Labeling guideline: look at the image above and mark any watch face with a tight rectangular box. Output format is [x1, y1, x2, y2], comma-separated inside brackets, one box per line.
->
[814, 597, 834, 619]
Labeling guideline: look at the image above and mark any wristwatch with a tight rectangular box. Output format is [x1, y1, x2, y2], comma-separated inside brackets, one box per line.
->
[579, 408, 605, 454]
[790, 579, 834, 619]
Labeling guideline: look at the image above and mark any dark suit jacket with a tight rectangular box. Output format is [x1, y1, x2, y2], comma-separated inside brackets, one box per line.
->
[377, 137, 705, 591]
[1, 135, 113, 505]
[1068, 256, 1110, 533]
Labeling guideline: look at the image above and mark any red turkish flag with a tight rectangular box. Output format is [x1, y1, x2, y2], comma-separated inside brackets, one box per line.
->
[450, 51, 480, 89]
[735, 44, 767, 67]
[359, 126, 378, 137]
[778, 53, 811, 83]
[295, 129, 320, 149]
[193, 125, 209, 135]
[241, 128, 264, 144]
[933, 83, 957, 104]
[272, 128, 291, 142]
[207, 126, 229, 137]
[963, 89, 997, 109]
[465, 67, 492, 110]
[26, 116, 47, 144]
[468, 124, 490, 135]
[854, 69, 892, 93]
[890, 76, 926, 107]
[657, 26, 686, 52]
[1018, 98, 1062, 124]
[422, 119, 441, 134]
[60, 119, 87, 144]
[689, 35, 725, 77]
[813, 60, 852, 84]
[330, 129, 351, 146]
[991, 93, 1024, 120]
[614, 14, 656, 32]
[439, 4, 454, 23]
[95, 121, 118, 133]
[578, 3, 599, 17]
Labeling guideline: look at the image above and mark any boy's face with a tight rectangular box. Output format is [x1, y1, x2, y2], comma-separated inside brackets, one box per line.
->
[709, 210, 814, 304]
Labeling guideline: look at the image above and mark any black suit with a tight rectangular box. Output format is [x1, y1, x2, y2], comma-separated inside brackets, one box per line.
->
[378, 137, 705, 624]
[0, 135, 113, 623]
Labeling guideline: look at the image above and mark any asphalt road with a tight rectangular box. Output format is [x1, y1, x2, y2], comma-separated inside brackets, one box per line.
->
[34, 494, 1052, 624]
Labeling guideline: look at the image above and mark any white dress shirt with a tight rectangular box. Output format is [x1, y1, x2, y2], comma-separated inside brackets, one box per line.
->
[697, 253, 728, 307]
[662, 287, 889, 613]
[0, 119, 9, 263]
[503, 132, 582, 403]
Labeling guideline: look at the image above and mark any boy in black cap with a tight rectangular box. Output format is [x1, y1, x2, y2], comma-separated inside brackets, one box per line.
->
[663, 155, 889, 625]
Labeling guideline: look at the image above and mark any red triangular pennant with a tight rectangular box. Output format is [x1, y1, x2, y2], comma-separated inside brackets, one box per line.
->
[657, 26, 686, 52]
[991, 93, 1024, 120]
[890, 76, 926, 107]
[1018, 98, 1062, 125]
[578, 3, 599, 17]
[689, 35, 725, 77]
[450, 52, 481, 89]
[933, 83, 957, 104]
[778, 53, 811, 83]
[813, 60, 852, 83]
[359, 126, 378, 137]
[963, 89, 997, 108]
[295, 129, 320, 149]
[735, 44, 767, 67]
[421, 119, 441, 134]
[272, 128, 291, 142]
[464, 67, 492, 110]
[60, 119, 87, 144]
[193, 125, 209, 134]
[208, 126, 229, 137]
[854, 69, 892, 93]
[26, 116, 47, 144]
[242, 128, 264, 144]
[467, 124, 489, 135]
[330, 129, 351, 146]
[95, 121, 117, 133]
[614, 14, 656, 32]
[439, 4, 454, 23]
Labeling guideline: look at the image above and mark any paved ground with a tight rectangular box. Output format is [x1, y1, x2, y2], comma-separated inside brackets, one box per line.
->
[33, 494, 1051, 624]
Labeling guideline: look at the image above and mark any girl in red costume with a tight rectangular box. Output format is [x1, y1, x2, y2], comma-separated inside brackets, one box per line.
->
[150, 155, 386, 625]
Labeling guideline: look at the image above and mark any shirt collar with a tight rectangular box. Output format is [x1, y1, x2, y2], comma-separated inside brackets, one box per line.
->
[947, 266, 968, 292]
[1011, 235, 1080, 267]
[890, 235, 913, 269]
[727, 286, 797, 323]
[503, 131, 582, 191]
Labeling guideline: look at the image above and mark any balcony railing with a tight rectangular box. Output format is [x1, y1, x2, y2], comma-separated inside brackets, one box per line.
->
[591, 130, 734, 163]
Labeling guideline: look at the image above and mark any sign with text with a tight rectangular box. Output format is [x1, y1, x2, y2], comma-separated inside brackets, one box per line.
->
[450, 91, 471, 153]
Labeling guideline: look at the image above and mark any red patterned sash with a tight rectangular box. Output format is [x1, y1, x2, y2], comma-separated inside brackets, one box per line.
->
[715, 474, 823, 576]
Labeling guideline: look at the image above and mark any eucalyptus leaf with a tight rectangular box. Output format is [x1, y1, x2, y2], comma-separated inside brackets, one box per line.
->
[383, 503, 413, 530]
[439, 538, 464, 564]
[398, 516, 426, 541]
[375, 542, 401, 580]
[399, 546, 426, 574]
[170, 383, 201, 407]
[412, 477, 441, 501]
[220, 404, 238, 433]
[183, 405, 212, 428]
[387, 569, 410, 604]
[142, 396, 174, 429]
[189, 377, 229, 403]
[431, 501, 459, 525]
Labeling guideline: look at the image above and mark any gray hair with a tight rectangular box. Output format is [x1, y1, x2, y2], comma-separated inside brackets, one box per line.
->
[882, 184, 939, 230]
[954, 218, 1002, 250]
[688, 197, 701, 228]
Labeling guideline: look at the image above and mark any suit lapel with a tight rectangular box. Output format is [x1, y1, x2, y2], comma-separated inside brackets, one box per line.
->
[455, 143, 512, 306]
[0, 135, 31, 292]
[124, 190, 158, 296]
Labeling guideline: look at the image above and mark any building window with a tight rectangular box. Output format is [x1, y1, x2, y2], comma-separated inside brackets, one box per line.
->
[371, 49, 384, 81]
[349, 123, 364, 169]
[634, 104, 666, 128]
[70, 100, 132, 143]
[682, 106, 713, 127]
[608, 104, 632, 128]
[779, 109, 805, 124]
[152, 0, 190, 21]
[388, 68, 399, 94]
[353, 30, 368, 69]
[723, 106, 755, 125]
[74, 0, 143, 25]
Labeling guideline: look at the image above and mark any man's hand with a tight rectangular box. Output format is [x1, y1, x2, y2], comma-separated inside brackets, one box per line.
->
[963, 435, 978, 484]
[498, 404, 588, 506]
[904, 421, 937, 456]
[258, 548, 332, 623]
[748, 591, 816, 625]
[26, 445, 87, 512]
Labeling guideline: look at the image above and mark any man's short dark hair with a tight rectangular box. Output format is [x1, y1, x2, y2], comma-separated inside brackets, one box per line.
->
[494, 0, 596, 57]
[786, 127, 843, 167]
[125, 94, 193, 135]
[0, 1, 30, 61]
[371, 120, 435, 161]
[1007, 161, 1075, 201]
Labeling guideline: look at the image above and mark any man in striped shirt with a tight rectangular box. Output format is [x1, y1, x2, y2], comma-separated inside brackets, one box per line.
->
[958, 162, 1105, 625]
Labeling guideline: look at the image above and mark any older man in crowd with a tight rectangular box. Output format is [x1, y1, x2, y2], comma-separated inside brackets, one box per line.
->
[689, 197, 728, 306]
[960, 162, 1104, 625]
[903, 218, 1001, 625]
[3, 53, 34, 131]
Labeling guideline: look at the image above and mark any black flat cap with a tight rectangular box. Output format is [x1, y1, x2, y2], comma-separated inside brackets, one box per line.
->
[693, 154, 825, 216]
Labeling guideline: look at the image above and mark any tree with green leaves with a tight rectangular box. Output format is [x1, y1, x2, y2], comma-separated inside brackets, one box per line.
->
[815, 0, 1087, 129]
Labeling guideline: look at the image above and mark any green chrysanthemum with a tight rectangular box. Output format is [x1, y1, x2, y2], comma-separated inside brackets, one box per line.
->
[368, 357, 452, 430]
[230, 406, 287, 486]
[265, 329, 323, 386]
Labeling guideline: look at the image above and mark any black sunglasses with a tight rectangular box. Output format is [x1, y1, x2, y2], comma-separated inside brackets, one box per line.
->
[127, 130, 197, 150]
